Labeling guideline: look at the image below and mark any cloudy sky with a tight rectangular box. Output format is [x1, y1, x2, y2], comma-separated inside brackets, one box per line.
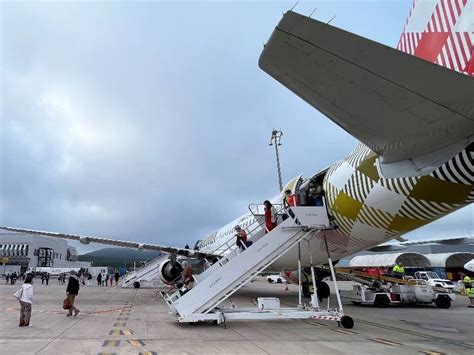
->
[1, 0, 472, 253]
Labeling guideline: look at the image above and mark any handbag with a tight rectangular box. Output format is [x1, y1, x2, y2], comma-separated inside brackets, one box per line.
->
[63, 297, 72, 310]
[14, 287, 23, 301]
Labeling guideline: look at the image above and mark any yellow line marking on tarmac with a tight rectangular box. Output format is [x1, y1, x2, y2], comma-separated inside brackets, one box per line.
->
[127, 339, 146, 347]
[332, 328, 357, 335]
[116, 317, 128, 321]
[139, 352, 157, 355]
[102, 340, 121, 347]
[98, 353, 116, 355]
[113, 322, 126, 327]
[420, 351, 446, 355]
[369, 338, 403, 346]
[108, 329, 134, 336]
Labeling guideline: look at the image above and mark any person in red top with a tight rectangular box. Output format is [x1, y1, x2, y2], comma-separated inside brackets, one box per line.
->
[284, 189, 297, 208]
[263, 200, 277, 233]
[284, 189, 298, 219]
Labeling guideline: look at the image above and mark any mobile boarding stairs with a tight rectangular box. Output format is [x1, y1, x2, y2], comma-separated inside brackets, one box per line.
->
[160, 206, 354, 329]
[122, 256, 168, 288]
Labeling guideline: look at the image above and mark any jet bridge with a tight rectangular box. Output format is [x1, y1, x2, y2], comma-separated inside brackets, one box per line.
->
[160, 206, 354, 328]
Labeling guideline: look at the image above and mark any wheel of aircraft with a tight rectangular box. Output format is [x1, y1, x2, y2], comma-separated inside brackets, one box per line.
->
[316, 281, 330, 301]
[340, 316, 354, 329]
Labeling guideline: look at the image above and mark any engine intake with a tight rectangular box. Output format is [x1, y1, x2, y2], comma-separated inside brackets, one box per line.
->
[159, 259, 184, 285]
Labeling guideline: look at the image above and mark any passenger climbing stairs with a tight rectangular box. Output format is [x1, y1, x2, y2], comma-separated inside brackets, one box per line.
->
[161, 206, 332, 323]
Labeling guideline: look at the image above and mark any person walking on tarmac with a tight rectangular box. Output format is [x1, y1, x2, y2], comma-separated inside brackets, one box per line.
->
[15, 274, 34, 327]
[461, 273, 474, 308]
[66, 270, 81, 317]
[392, 262, 405, 278]
[263, 200, 278, 233]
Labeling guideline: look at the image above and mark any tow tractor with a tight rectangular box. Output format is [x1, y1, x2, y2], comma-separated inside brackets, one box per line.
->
[338, 269, 455, 308]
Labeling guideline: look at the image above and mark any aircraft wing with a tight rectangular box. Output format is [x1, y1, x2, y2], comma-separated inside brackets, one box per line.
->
[0, 226, 216, 260]
[366, 236, 474, 252]
[400, 236, 474, 246]
[259, 11, 474, 166]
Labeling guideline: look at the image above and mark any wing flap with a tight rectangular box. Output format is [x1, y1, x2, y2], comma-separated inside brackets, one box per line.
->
[259, 11, 474, 163]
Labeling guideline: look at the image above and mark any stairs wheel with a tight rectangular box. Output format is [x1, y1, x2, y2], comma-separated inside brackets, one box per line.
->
[133, 281, 141, 289]
[212, 320, 218, 325]
[340, 316, 354, 329]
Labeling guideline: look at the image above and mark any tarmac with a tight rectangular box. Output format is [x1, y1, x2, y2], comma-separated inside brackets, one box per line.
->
[0, 278, 473, 354]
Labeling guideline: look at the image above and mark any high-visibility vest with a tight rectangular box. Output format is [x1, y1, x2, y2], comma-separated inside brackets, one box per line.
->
[393, 265, 405, 274]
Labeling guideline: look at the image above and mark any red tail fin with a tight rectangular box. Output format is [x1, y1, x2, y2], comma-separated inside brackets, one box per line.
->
[397, 0, 473, 76]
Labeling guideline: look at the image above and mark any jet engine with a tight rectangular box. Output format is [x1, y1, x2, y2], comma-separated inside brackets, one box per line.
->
[158, 256, 184, 286]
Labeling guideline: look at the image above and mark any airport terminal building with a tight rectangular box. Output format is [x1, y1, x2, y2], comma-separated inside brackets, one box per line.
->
[0, 232, 90, 274]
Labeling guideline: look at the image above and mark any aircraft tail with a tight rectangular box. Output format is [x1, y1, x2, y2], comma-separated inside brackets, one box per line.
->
[397, 0, 474, 76]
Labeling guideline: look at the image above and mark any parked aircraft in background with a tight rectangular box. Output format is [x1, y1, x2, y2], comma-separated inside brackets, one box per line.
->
[465, 259, 474, 272]
[1, 1, 473, 292]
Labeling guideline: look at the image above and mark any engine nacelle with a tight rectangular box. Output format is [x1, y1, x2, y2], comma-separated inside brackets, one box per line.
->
[158, 258, 184, 286]
[79, 237, 91, 245]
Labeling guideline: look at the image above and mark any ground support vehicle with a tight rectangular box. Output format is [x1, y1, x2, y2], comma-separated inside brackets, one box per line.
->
[344, 281, 455, 308]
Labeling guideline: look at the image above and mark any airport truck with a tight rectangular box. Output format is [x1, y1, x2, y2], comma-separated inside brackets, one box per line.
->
[344, 281, 455, 308]
[413, 271, 456, 290]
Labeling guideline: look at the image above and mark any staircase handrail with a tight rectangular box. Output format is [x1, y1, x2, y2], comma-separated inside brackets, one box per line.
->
[205, 203, 290, 260]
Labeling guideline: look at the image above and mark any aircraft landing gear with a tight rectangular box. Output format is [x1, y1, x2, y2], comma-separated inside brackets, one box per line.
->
[340, 315, 354, 329]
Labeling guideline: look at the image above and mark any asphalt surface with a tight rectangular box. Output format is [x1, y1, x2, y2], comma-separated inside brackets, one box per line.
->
[0, 278, 473, 354]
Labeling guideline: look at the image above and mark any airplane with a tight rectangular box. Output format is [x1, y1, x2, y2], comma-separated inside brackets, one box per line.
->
[1, 1, 473, 296]
[465, 259, 474, 272]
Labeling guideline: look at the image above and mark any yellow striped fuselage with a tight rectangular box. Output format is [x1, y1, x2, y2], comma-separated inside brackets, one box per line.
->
[323, 143, 474, 251]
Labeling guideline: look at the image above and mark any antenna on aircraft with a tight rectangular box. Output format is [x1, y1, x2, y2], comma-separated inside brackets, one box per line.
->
[284, 1, 299, 15]
[269, 129, 284, 192]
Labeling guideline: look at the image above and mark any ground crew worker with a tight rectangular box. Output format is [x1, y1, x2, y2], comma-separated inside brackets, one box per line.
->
[392, 262, 405, 278]
[462, 274, 474, 308]
[303, 268, 330, 302]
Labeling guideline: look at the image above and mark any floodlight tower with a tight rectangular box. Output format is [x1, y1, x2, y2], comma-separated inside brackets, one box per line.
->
[269, 129, 283, 192]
